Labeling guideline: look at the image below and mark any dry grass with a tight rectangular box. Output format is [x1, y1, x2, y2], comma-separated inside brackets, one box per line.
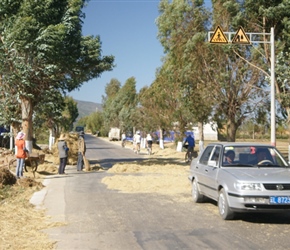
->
[0, 185, 57, 250]
[0, 162, 65, 250]
[0, 133, 80, 250]
[102, 141, 192, 202]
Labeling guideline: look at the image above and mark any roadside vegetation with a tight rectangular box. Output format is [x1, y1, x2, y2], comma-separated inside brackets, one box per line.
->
[77, 1, 290, 147]
[0, 0, 114, 145]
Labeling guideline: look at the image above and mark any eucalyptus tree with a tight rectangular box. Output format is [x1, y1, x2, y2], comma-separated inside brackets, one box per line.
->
[102, 78, 121, 134]
[85, 111, 104, 135]
[34, 92, 77, 149]
[33, 87, 66, 149]
[102, 77, 138, 134]
[209, 0, 290, 141]
[241, 0, 290, 141]
[115, 77, 138, 133]
[61, 96, 79, 132]
[0, 78, 22, 132]
[139, 61, 187, 148]
[0, 0, 114, 149]
[156, 0, 216, 146]
[199, 0, 268, 141]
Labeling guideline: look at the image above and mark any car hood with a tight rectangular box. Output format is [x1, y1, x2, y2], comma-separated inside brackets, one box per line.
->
[222, 168, 290, 182]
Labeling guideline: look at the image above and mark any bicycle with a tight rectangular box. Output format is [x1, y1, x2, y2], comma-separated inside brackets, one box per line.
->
[135, 143, 140, 154]
[183, 145, 193, 163]
[147, 143, 152, 155]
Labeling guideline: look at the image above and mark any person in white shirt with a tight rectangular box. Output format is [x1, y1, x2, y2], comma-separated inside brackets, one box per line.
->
[146, 133, 153, 155]
[133, 131, 141, 154]
[121, 132, 126, 147]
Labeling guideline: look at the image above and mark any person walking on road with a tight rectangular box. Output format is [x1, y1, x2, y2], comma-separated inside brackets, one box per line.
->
[57, 133, 69, 175]
[121, 132, 126, 147]
[15, 131, 28, 179]
[77, 131, 86, 171]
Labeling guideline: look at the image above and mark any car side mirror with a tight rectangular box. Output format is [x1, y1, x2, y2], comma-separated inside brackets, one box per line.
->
[208, 160, 218, 167]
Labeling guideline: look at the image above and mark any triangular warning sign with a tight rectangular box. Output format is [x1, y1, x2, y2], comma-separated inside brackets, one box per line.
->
[210, 26, 228, 44]
[232, 27, 251, 44]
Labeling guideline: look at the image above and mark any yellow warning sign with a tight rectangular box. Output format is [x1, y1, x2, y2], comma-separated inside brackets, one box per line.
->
[209, 26, 228, 44]
[232, 26, 251, 44]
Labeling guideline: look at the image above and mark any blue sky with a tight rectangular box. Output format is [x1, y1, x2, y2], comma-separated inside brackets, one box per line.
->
[69, 0, 164, 104]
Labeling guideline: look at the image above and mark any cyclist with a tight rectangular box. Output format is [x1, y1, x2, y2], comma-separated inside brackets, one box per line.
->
[133, 131, 141, 154]
[183, 134, 195, 161]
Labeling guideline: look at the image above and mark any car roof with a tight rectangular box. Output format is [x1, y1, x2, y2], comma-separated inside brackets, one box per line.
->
[207, 142, 273, 147]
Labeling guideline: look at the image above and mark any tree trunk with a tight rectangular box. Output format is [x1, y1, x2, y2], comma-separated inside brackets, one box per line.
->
[198, 122, 204, 155]
[159, 127, 164, 149]
[49, 128, 56, 150]
[227, 119, 237, 142]
[21, 98, 34, 152]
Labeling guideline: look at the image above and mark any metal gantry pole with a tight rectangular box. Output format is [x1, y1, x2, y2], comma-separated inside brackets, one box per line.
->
[270, 27, 276, 146]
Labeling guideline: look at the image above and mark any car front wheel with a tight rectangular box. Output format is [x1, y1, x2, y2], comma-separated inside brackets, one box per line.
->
[192, 178, 204, 203]
[218, 188, 234, 220]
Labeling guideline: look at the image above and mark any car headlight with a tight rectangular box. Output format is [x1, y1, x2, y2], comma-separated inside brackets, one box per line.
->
[235, 183, 262, 191]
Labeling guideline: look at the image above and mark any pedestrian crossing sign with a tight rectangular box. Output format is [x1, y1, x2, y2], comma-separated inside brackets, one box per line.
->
[209, 26, 228, 44]
[232, 26, 251, 44]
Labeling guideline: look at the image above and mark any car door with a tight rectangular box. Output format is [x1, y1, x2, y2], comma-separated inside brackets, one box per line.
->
[202, 145, 221, 200]
[195, 145, 214, 194]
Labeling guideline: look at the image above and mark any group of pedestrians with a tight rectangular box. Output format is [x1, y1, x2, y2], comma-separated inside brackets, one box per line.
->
[122, 131, 154, 154]
[57, 131, 86, 175]
[15, 129, 194, 178]
[13, 129, 87, 178]
[131, 131, 153, 154]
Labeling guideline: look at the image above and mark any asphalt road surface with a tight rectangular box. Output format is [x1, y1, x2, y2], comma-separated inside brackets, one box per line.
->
[42, 134, 290, 250]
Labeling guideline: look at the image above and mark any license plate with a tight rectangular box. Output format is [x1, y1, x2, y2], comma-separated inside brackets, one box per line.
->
[270, 196, 290, 204]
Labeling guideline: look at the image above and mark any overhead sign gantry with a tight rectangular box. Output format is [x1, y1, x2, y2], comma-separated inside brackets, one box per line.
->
[209, 26, 251, 45]
[208, 26, 276, 146]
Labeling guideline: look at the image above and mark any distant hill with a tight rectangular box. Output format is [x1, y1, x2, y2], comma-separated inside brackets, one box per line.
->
[74, 99, 102, 119]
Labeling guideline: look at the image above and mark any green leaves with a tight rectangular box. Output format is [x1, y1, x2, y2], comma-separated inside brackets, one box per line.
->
[0, 0, 114, 137]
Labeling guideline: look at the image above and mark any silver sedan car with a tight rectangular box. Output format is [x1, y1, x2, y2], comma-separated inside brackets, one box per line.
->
[188, 142, 290, 220]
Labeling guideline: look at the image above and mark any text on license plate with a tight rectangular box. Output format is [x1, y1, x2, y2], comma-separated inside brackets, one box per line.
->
[270, 196, 290, 204]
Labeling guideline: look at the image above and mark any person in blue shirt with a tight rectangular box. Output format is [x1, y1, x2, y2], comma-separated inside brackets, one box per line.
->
[183, 134, 195, 160]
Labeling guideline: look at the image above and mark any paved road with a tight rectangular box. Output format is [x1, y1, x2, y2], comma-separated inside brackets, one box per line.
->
[40, 135, 290, 250]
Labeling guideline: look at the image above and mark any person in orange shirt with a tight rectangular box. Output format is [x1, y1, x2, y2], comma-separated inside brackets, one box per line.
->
[15, 131, 28, 179]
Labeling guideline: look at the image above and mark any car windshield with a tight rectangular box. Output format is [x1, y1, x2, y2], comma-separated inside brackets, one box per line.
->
[222, 145, 289, 168]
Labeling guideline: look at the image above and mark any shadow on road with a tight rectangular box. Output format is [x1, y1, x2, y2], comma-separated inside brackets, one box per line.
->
[201, 198, 290, 224]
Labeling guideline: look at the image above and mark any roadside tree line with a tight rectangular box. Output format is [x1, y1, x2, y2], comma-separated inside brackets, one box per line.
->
[0, 0, 114, 150]
[80, 0, 290, 147]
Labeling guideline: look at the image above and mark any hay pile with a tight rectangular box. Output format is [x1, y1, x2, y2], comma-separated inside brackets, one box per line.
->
[102, 160, 191, 202]
[50, 132, 79, 165]
[100, 140, 191, 202]
[0, 132, 83, 249]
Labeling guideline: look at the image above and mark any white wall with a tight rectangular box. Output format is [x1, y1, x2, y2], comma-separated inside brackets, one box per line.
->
[193, 123, 218, 141]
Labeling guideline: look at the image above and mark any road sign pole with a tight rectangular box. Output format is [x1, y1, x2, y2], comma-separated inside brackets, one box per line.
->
[270, 27, 276, 146]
